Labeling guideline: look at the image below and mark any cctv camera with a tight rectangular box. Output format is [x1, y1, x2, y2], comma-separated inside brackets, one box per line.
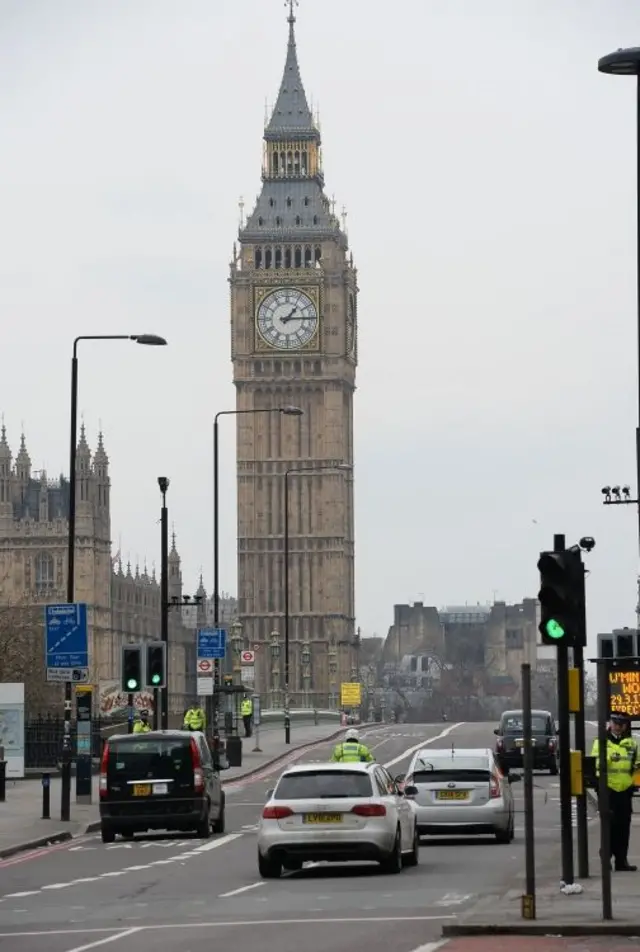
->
[157, 476, 170, 494]
[579, 536, 596, 552]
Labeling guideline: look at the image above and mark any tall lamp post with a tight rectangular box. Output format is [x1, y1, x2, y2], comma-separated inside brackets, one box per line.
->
[158, 477, 170, 730]
[212, 407, 302, 734]
[270, 630, 281, 709]
[598, 48, 640, 547]
[62, 332, 166, 823]
[231, 619, 243, 734]
[301, 639, 312, 708]
[283, 463, 352, 744]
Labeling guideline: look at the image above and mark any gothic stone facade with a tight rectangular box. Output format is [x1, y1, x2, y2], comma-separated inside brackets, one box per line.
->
[229, 11, 358, 702]
[0, 425, 194, 713]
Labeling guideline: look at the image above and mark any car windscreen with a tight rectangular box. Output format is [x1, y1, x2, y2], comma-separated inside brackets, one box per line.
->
[107, 739, 193, 781]
[274, 770, 373, 799]
[502, 715, 549, 733]
[412, 768, 492, 784]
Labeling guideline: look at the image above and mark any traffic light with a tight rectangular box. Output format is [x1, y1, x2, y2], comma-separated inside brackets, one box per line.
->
[145, 643, 166, 689]
[121, 645, 142, 693]
[537, 546, 585, 647]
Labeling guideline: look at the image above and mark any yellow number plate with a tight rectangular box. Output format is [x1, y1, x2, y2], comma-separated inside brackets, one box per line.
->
[303, 813, 342, 823]
[133, 784, 151, 797]
[515, 740, 524, 748]
[436, 791, 469, 801]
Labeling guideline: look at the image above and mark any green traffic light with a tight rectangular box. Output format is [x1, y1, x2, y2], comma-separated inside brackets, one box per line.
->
[151, 673, 161, 685]
[126, 678, 138, 690]
[545, 619, 565, 640]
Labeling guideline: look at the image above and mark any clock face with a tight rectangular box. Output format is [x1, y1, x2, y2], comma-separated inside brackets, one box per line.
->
[256, 288, 318, 351]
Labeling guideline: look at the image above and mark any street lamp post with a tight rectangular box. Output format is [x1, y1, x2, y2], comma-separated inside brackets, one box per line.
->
[301, 639, 312, 708]
[212, 407, 302, 736]
[62, 333, 166, 822]
[598, 48, 640, 547]
[231, 620, 243, 679]
[283, 463, 351, 744]
[158, 477, 170, 730]
[270, 630, 281, 709]
[328, 645, 338, 709]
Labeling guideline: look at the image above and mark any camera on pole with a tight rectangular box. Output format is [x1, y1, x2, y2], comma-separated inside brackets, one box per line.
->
[537, 545, 586, 647]
[145, 643, 167, 689]
[121, 645, 142, 693]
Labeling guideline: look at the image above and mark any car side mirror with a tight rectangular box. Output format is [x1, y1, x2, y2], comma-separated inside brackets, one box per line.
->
[508, 774, 521, 784]
[404, 785, 418, 797]
[265, 788, 274, 800]
[493, 728, 500, 735]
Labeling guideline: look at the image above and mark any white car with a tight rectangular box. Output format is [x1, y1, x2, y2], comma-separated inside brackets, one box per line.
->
[257, 761, 419, 878]
[403, 747, 517, 843]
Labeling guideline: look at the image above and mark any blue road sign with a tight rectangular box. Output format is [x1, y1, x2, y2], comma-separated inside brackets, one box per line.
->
[197, 628, 226, 660]
[45, 603, 89, 669]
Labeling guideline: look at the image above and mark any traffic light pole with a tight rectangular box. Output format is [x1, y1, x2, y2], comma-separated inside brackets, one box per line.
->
[554, 533, 575, 887]
[573, 641, 590, 878]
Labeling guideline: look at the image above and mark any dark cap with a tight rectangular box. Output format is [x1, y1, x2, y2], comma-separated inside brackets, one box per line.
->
[140, 709, 149, 716]
[610, 712, 631, 723]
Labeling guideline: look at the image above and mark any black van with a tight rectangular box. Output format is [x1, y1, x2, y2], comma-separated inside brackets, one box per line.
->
[494, 709, 558, 775]
[98, 730, 228, 843]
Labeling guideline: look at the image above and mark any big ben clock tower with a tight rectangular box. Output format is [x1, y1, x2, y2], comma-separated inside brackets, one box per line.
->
[229, 3, 358, 705]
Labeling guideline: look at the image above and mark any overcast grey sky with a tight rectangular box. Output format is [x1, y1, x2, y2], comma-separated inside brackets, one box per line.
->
[1, 1, 639, 652]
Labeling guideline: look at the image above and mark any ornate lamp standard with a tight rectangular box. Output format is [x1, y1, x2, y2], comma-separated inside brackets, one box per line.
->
[231, 620, 243, 681]
[301, 639, 312, 708]
[270, 630, 281, 709]
[328, 643, 338, 709]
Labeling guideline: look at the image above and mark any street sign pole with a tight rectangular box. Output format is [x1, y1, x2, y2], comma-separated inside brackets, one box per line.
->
[553, 533, 575, 887]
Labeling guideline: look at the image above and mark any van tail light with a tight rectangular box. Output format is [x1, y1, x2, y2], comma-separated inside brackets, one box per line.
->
[262, 805, 293, 820]
[548, 739, 556, 751]
[189, 737, 204, 793]
[496, 738, 504, 752]
[352, 804, 387, 817]
[489, 776, 501, 799]
[99, 742, 109, 798]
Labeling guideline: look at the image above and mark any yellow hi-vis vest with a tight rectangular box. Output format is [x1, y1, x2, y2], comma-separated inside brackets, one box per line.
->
[133, 720, 151, 733]
[184, 707, 205, 730]
[241, 698, 253, 716]
[331, 740, 373, 763]
[591, 736, 638, 792]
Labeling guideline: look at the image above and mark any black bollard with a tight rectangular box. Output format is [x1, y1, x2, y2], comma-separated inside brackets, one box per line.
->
[0, 761, 6, 803]
[41, 772, 51, 819]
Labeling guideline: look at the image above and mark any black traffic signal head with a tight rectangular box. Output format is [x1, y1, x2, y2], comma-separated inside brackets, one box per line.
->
[537, 546, 585, 647]
[145, 643, 167, 689]
[121, 645, 142, 693]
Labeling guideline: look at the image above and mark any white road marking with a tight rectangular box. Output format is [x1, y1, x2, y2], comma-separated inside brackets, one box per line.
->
[64, 928, 143, 952]
[219, 882, 266, 898]
[194, 833, 243, 852]
[407, 942, 449, 952]
[2, 891, 39, 898]
[0, 917, 457, 937]
[435, 893, 472, 906]
[41, 883, 72, 890]
[384, 723, 465, 769]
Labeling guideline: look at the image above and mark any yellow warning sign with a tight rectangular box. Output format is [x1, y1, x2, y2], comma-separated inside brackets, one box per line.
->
[340, 682, 362, 707]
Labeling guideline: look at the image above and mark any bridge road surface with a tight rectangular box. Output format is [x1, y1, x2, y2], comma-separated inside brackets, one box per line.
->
[0, 721, 586, 952]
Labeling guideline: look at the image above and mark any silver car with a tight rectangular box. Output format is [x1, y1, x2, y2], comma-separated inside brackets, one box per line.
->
[257, 761, 419, 878]
[404, 747, 518, 844]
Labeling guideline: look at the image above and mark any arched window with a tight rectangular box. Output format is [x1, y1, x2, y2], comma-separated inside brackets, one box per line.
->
[35, 552, 54, 593]
[265, 248, 273, 268]
[280, 152, 286, 173]
[313, 215, 318, 225]
[294, 247, 302, 268]
[295, 216, 301, 226]
[284, 247, 292, 268]
[314, 246, 322, 264]
[287, 152, 293, 174]
[255, 248, 263, 268]
[258, 216, 264, 226]
[304, 246, 312, 267]
[275, 216, 282, 227]
[271, 153, 279, 174]
[294, 151, 301, 174]
[286, 197, 292, 207]
[301, 151, 308, 174]
[304, 197, 310, 207]
[269, 198, 275, 207]
[275, 247, 282, 269]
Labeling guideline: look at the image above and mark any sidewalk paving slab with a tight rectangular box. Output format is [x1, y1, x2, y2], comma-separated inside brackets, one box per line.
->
[440, 937, 640, 951]
[0, 720, 354, 859]
[443, 810, 640, 938]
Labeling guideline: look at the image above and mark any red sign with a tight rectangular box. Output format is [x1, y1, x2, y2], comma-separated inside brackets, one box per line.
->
[197, 659, 212, 674]
[241, 650, 255, 664]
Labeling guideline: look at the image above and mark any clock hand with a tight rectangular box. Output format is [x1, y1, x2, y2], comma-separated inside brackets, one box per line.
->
[281, 307, 298, 324]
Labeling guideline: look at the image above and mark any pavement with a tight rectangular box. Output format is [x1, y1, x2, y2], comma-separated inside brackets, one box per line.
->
[442, 720, 640, 939]
[0, 721, 581, 952]
[0, 723, 349, 860]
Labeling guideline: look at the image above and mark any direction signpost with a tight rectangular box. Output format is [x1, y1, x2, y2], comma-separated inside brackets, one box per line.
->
[196, 628, 226, 698]
[45, 603, 88, 683]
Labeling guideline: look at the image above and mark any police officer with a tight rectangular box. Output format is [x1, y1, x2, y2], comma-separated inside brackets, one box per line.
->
[330, 728, 375, 763]
[183, 703, 206, 732]
[133, 709, 151, 733]
[591, 711, 638, 871]
[240, 695, 253, 737]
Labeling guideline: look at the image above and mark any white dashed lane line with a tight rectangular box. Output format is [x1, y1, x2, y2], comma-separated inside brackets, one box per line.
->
[0, 833, 244, 902]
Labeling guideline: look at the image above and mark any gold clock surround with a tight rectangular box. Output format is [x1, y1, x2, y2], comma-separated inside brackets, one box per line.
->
[254, 284, 321, 353]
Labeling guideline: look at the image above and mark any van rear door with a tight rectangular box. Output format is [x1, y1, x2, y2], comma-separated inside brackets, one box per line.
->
[106, 737, 195, 803]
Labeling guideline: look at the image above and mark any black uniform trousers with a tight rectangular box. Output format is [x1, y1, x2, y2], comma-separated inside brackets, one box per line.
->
[608, 787, 634, 864]
[243, 714, 252, 738]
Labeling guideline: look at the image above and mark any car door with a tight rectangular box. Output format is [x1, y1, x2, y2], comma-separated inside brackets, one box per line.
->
[492, 754, 512, 818]
[376, 767, 411, 848]
[199, 735, 220, 815]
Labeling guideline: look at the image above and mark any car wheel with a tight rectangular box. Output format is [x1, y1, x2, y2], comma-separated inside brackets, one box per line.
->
[196, 807, 211, 839]
[258, 851, 282, 879]
[282, 858, 303, 872]
[101, 825, 115, 844]
[212, 795, 226, 834]
[495, 824, 511, 844]
[403, 826, 419, 868]
[380, 828, 403, 874]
